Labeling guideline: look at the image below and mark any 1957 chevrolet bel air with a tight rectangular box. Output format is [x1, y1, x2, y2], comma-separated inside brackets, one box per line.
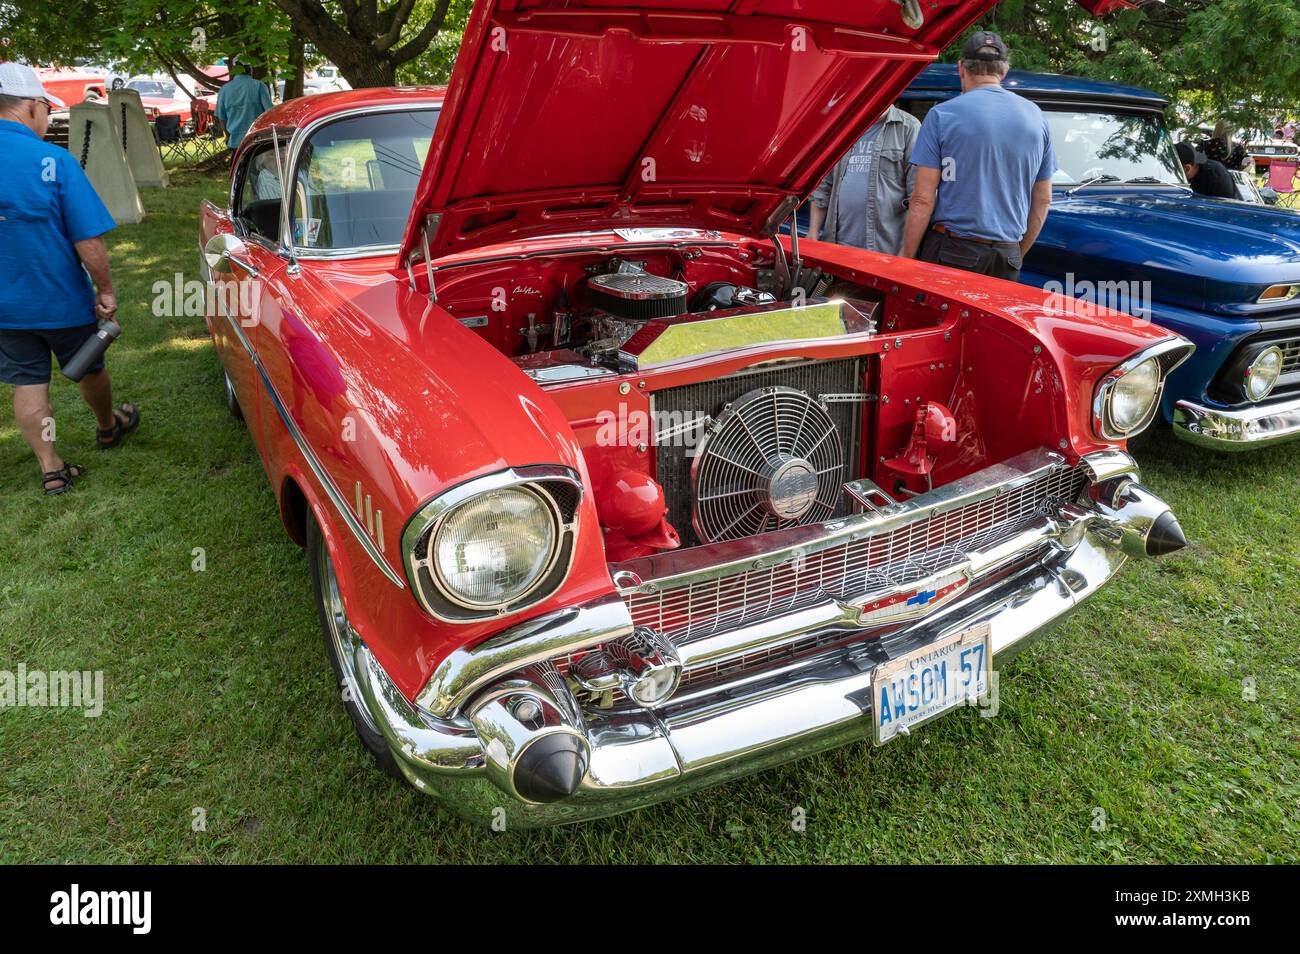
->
[199, 0, 1189, 825]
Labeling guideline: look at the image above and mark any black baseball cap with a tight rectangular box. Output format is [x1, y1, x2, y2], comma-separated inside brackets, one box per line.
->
[961, 31, 1008, 62]
[1174, 142, 1203, 166]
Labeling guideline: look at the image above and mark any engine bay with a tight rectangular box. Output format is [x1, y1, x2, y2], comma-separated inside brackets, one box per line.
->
[422, 240, 1067, 562]
[431, 244, 896, 378]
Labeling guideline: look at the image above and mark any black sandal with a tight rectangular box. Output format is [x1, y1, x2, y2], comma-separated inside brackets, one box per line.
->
[42, 462, 86, 496]
[96, 404, 140, 450]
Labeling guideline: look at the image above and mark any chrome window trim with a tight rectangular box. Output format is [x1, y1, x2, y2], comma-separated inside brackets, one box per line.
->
[199, 238, 406, 590]
[1092, 337, 1195, 441]
[280, 102, 442, 259]
[401, 465, 583, 623]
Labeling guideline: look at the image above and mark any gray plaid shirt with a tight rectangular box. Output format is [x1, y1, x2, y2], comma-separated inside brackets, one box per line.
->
[810, 105, 920, 255]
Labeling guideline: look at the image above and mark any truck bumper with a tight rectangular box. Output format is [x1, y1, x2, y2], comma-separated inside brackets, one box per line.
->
[1173, 396, 1300, 451]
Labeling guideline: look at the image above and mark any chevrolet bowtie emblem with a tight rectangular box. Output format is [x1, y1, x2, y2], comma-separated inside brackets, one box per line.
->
[853, 566, 973, 628]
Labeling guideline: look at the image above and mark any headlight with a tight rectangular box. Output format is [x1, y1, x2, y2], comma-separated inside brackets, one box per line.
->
[432, 488, 556, 608]
[402, 467, 581, 622]
[1109, 359, 1160, 432]
[1095, 357, 1162, 439]
[1244, 347, 1283, 402]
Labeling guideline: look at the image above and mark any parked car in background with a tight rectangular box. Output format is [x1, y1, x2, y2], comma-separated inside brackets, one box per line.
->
[305, 64, 351, 95]
[1246, 133, 1298, 172]
[200, 0, 1189, 826]
[901, 66, 1300, 451]
[125, 73, 218, 129]
[34, 67, 106, 107]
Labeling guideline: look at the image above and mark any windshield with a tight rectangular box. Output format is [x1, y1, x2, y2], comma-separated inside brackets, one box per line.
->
[128, 79, 175, 98]
[292, 108, 438, 250]
[1044, 109, 1186, 187]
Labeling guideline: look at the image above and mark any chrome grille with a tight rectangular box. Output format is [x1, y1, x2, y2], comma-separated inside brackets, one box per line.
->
[1280, 336, 1300, 375]
[625, 464, 1086, 645]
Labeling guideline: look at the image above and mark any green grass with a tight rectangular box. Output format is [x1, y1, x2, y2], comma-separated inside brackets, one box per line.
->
[1, 172, 1298, 863]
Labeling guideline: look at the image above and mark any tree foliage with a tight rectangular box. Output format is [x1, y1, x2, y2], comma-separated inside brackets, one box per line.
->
[956, 0, 1299, 128]
[1, 0, 1297, 119]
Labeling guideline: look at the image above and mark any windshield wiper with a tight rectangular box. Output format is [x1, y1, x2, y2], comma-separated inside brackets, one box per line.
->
[1125, 176, 1170, 184]
[1066, 173, 1121, 197]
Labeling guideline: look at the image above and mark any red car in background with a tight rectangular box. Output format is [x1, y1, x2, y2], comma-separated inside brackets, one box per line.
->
[199, 0, 1187, 826]
[35, 67, 107, 106]
[125, 71, 221, 129]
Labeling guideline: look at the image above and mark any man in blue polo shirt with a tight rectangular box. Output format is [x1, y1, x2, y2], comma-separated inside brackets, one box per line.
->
[0, 63, 139, 496]
[900, 32, 1055, 281]
[215, 61, 273, 152]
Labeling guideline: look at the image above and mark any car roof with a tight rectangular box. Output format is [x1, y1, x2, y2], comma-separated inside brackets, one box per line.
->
[244, 86, 447, 140]
[901, 64, 1168, 108]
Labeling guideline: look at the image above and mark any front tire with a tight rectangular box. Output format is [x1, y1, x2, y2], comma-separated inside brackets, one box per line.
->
[306, 512, 402, 779]
[224, 372, 244, 421]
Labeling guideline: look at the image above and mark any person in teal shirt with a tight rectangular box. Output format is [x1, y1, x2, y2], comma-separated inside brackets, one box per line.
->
[215, 63, 273, 152]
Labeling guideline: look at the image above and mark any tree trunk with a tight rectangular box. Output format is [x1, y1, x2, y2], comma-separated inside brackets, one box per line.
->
[284, 35, 306, 100]
[332, 53, 397, 88]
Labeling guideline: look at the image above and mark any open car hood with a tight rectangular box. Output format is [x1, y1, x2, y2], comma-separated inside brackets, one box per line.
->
[400, 0, 1135, 265]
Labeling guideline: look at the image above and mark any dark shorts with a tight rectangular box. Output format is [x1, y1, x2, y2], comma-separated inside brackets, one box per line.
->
[0, 325, 104, 386]
[920, 229, 1023, 282]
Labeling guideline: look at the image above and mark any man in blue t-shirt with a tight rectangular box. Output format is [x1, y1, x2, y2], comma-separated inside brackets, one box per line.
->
[900, 32, 1055, 281]
[0, 63, 140, 496]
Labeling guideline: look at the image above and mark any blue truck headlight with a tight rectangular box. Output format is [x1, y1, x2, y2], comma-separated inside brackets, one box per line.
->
[1244, 347, 1283, 402]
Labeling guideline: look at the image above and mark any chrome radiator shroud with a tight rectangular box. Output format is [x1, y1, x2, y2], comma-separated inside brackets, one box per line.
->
[652, 358, 863, 547]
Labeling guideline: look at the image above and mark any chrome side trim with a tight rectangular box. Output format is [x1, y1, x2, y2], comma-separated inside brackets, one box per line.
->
[203, 244, 406, 589]
[1173, 396, 1300, 451]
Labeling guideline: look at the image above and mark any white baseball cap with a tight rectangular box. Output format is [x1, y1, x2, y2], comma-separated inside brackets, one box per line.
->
[0, 63, 67, 109]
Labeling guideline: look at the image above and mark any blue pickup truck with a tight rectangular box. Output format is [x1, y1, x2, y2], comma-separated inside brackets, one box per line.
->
[899, 65, 1300, 451]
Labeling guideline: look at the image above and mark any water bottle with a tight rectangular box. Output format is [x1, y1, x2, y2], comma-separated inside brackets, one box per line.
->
[62, 319, 121, 382]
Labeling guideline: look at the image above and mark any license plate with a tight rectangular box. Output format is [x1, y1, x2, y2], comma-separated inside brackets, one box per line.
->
[871, 624, 991, 744]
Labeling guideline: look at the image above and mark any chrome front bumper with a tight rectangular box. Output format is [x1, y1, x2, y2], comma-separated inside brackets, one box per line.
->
[353, 450, 1180, 827]
[1173, 396, 1300, 451]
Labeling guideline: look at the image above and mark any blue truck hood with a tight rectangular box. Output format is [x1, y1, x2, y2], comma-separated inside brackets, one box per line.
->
[1030, 189, 1300, 315]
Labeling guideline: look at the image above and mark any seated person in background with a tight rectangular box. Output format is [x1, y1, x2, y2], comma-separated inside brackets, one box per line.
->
[253, 147, 287, 200]
[1175, 142, 1236, 199]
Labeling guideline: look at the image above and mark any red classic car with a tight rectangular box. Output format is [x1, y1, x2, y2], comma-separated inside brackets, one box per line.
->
[200, 0, 1189, 825]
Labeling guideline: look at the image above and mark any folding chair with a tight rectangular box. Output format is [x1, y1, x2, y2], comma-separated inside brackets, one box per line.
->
[154, 115, 185, 163]
[190, 99, 222, 162]
[1267, 160, 1299, 208]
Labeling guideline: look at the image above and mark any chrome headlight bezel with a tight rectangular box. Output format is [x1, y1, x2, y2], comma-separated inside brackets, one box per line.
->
[1244, 346, 1284, 403]
[402, 466, 582, 622]
[1093, 338, 1195, 441]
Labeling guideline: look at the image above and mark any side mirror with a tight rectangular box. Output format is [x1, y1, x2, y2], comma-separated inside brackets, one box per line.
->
[204, 232, 249, 275]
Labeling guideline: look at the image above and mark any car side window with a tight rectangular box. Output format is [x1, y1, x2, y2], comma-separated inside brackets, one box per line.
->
[234, 141, 288, 244]
[290, 108, 438, 251]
